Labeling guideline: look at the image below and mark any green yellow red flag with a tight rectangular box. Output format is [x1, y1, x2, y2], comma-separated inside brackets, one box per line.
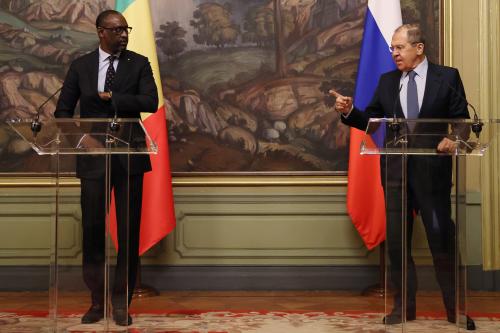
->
[112, 0, 176, 254]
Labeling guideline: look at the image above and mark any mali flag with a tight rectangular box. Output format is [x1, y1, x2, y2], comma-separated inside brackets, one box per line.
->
[347, 0, 402, 250]
[112, 0, 176, 255]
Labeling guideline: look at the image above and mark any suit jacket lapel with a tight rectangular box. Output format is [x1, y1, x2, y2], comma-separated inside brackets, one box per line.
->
[390, 71, 405, 118]
[88, 49, 99, 93]
[420, 62, 441, 117]
[113, 50, 132, 92]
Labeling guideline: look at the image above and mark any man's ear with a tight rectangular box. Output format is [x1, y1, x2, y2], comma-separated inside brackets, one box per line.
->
[416, 43, 425, 55]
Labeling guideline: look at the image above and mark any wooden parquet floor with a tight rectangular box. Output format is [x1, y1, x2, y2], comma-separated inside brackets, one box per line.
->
[1, 290, 499, 315]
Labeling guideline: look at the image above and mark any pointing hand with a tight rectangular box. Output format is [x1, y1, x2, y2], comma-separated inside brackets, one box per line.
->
[329, 89, 353, 114]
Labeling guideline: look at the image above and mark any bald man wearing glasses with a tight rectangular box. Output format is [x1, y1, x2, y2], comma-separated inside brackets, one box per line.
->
[55, 10, 158, 326]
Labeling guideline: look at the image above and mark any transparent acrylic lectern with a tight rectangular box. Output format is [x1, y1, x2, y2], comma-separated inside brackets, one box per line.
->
[361, 118, 499, 332]
[8, 118, 157, 332]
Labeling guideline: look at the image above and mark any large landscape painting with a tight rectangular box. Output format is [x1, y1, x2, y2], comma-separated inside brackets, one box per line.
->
[0, 0, 440, 175]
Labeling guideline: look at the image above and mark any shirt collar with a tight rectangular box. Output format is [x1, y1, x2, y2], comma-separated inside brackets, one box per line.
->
[403, 56, 428, 78]
[98, 47, 120, 62]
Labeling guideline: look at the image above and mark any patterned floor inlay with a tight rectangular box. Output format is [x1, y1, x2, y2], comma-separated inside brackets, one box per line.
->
[1, 311, 499, 332]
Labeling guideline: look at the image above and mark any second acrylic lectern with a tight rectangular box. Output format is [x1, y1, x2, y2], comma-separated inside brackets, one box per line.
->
[360, 118, 493, 332]
[9, 118, 157, 332]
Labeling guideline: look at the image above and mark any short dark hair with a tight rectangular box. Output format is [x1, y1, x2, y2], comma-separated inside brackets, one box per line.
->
[395, 23, 426, 45]
[96, 9, 121, 28]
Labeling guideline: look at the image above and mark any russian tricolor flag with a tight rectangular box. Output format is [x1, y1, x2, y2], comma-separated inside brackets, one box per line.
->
[347, 0, 402, 250]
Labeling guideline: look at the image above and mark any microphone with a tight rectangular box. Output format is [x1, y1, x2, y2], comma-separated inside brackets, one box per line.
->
[435, 77, 483, 138]
[31, 86, 63, 133]
[109, 93, 120, 132]
[388, 83, 403, 134]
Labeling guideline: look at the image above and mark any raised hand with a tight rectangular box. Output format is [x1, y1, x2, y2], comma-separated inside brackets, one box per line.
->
[329, 89, 353, 115]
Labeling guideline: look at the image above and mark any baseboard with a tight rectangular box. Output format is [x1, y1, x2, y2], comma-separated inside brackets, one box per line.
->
[142, 265, 380, 291]
[0, 265, 498, 291]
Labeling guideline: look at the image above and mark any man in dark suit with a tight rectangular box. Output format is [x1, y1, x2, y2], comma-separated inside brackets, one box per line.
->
[54, 10, 158, 326]
[332, 24, 475, 330]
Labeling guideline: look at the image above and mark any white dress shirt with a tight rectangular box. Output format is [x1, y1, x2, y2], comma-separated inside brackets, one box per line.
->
[98, 47, 120, 92]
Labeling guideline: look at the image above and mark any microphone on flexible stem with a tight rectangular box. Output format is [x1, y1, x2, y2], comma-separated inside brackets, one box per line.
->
[436, 77, 483, 138]
[31, 86, 63, 133]
[109, 94, 120, 132]
[388, 84, 403, 135]
[471, 112, 483, 137]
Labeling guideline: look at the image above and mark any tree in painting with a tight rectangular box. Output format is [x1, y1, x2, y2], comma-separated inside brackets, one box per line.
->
[156, 21, 188, 60]
[242, 5, 275, 48]
[190, 3, 240, 48]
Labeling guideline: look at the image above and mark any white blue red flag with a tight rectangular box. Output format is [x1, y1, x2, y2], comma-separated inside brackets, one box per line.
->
[347, 0, 402, 249]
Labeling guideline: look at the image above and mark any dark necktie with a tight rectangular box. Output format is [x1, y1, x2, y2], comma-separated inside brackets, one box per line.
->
[407, 70, 419, 131]
[104, 55, 116, 92]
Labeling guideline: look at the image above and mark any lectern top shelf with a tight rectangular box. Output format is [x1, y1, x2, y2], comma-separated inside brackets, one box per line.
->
[360, 118, 497, 156]
[8, 118, 157, 156]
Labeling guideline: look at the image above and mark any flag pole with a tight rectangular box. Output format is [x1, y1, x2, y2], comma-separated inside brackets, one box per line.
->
[361, 242, 393, 297]
[133, 257, 159, 298]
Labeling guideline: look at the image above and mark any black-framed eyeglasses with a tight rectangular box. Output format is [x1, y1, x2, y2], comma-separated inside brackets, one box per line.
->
[99, 26, 132, 35]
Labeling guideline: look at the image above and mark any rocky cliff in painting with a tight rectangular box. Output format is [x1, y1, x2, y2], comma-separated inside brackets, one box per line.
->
[0, 23, 81, 65]
[0, 70, 62, 121]
[0, 0, 110, 172]
[1, 0, 111, 32]
[159, 0, 365, 172]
